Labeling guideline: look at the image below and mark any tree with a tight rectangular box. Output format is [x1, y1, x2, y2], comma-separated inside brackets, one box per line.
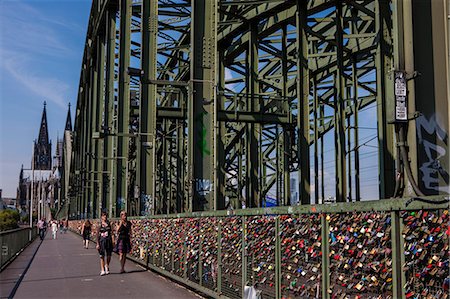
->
[0, 210, 20, 231]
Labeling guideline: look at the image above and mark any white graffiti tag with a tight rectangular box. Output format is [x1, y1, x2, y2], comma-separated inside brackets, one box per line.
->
[416, 115, 449, 193]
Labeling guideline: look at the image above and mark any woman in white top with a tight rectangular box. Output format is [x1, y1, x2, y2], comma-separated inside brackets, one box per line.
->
[51, 220, 58, 239]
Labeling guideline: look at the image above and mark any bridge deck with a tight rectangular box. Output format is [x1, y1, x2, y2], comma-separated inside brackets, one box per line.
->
[6, 231, 201, 299]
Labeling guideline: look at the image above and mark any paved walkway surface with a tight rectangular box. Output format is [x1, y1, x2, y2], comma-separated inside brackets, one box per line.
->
[2, 231, 201, 299]
[0, 235, 41, 299]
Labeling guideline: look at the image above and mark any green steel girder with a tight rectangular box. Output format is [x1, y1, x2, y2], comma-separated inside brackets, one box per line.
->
[69, 0, 408, 218]
[188, 0, 218, 211]
[116, 0, 132, 216]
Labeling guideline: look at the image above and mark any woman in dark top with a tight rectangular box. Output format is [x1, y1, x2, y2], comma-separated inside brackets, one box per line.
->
[96, 211, 114, 276]
[115, 210, 132, 273]
[81, 219, 91, 249]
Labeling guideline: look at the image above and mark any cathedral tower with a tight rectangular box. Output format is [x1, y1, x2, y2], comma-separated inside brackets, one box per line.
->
[33, 102, 52, 170]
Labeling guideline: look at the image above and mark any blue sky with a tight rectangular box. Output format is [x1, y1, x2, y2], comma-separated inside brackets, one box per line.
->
[0, 0, 91, 197]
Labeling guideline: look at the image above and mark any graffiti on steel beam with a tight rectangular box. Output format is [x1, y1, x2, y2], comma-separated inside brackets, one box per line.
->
[195, 111, 211, 157]
[195, 179, 211, 196]
[416, 114, 449, 193]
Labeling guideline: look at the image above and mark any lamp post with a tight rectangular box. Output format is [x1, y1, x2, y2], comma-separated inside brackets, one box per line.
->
[30, 143, 34, 241]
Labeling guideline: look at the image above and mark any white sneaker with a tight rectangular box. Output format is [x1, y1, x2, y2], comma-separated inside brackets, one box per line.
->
[105, 267, 109, 275]
[100, 271, 106, 276]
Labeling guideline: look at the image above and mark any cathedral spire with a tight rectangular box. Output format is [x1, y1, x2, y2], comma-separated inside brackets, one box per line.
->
[65, 103, 72, 131]
[34, 102, 52, 170]
[38, 101, 49, 145]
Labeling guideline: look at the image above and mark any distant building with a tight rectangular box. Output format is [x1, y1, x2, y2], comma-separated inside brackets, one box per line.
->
[17, 103, 71, 218]
[33, 102, 52, 170]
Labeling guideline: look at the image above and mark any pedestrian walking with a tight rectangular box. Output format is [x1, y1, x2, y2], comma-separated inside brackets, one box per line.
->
[37, 218, 46, 240]
[51, 219, 58, 239]
[96, 211, 114, 276]
[63, 218, 68, 233]
[114, 210, 132, 274]
[81, 219, 92, 249]
[59, 219, 64, 234]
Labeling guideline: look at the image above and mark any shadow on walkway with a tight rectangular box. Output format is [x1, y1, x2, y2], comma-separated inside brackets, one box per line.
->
[3, 231, 201, 299]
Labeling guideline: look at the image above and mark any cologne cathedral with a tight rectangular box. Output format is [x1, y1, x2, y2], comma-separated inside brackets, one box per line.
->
[17, 102, 72, 218]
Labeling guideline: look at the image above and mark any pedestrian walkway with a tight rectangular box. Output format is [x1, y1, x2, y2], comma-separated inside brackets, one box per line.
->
[3, 231, 201, 299]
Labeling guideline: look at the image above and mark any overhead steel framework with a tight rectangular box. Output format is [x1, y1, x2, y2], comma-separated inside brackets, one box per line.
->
[68, 0, 449, 219]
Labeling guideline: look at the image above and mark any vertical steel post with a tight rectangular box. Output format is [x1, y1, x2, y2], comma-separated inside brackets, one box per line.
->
[117, 0, 131, 216]
[376, 0, 396, 199]
[246, 22, 260, 208]
[188, 0, 217, 211]
[320, 105, 325, 203]
[91, 39, 99, 219]
[275, 216, 281, 298]
[104, 9, 116, 217]
[390, 211, 406, 299]
[352, 60, 361, 201]
[313, 78, 319, 204]
[217, 219, 222, 294]
[296, 0, 311, 205]
[321, 214, 330, 299]
[96, 34, 105, 218]
[139, 0, 158, 216]
[241, 216, 247, 298]
[216, 50, 226, 210]
[177, 122, 185, 213]
[281, 25, 290, 206]
[335, 2, 347, 203]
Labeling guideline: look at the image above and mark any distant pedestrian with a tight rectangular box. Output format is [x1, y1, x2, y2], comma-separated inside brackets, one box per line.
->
[51, 220, 58, 239]
[81, 219, 92, 249]
[37, 218, 46, 240]
[114, 210, 132, 274]
[96, 212, 114, 276]
[63, 218, 68, 233]
[59, 219, 64, 234]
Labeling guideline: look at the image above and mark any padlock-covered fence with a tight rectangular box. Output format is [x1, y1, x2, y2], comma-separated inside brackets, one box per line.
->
[69, 197, 449, 299]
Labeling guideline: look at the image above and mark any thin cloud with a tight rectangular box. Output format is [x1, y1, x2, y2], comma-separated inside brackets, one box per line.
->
[2, 52, 69, 109]
[0, 1, 75, 57]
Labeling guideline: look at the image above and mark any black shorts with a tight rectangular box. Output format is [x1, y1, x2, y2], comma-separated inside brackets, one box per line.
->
[98, 238, 113, 257]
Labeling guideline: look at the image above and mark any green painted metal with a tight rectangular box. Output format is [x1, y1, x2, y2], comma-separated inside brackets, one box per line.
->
[296, 0, 311, 205]
[217, 220, 222, 295]
[313, 77, 319, 204]
[123, 196, 448, 220]
[321, 214, 330, 299]
[275, 216, 281, 299]
[66, 0, 448, 231]
[104, 9, 116, 217]
[352, 60, 361, 202]
[189, 0, 218, 211]
[241, 216, 247, 298]
[116, 0, 132, 216]
[95, 34, 105, 218]
[246, 22, 260, 208]
[334, 2, 347, 203]
[138, 0, 158, 216]
[376, 0, 396, 199]
[90, 40, 99, 219]
[390, 210, 405, 299]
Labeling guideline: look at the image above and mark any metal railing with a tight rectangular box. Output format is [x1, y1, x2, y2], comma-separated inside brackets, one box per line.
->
[69, 196, 449, 299]
[0, 227, 38, 271]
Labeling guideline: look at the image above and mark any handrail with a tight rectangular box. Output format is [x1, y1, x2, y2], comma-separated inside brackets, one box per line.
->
[0, 227, 38, 271]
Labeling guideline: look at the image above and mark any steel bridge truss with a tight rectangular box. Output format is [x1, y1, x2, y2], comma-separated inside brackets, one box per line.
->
[70, 0, 399, 218]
